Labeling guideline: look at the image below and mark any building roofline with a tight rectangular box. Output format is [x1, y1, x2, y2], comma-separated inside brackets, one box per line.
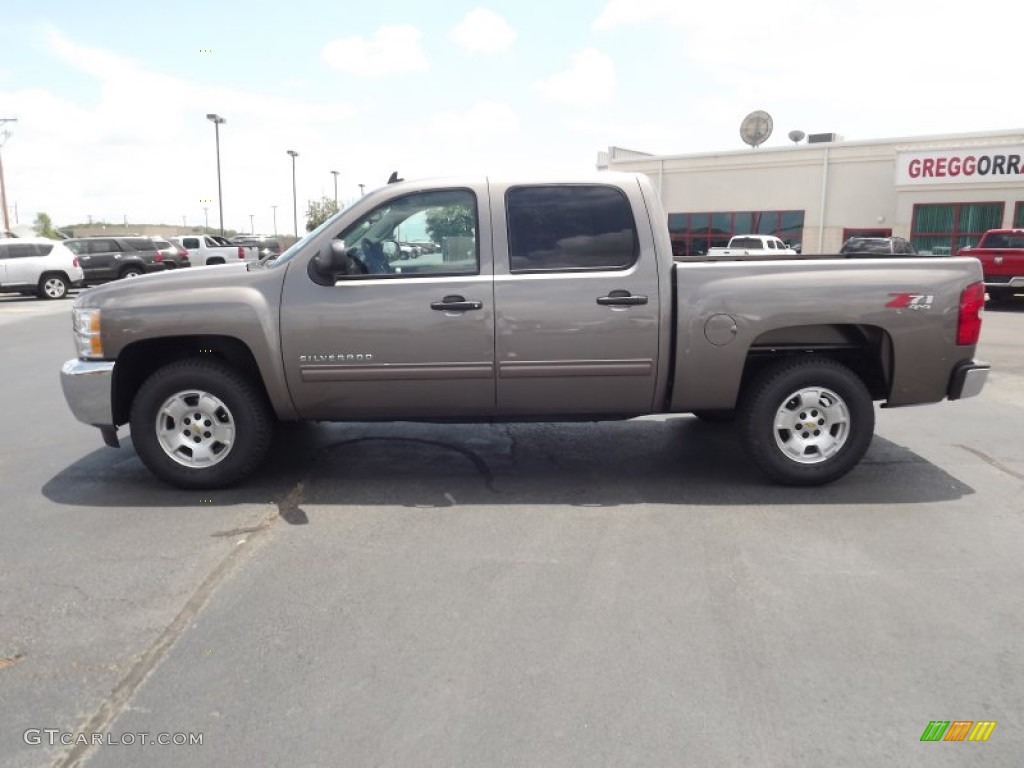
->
[605, 128, 1024, 163]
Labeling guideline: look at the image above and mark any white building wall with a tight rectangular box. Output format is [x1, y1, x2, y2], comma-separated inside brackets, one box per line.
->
[601, 129, 1024, 254]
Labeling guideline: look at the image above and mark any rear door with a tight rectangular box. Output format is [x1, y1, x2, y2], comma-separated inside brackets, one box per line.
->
[491, 181, 662, 415]
[280, 183, 496, 420]
[83, 238, 122, 280]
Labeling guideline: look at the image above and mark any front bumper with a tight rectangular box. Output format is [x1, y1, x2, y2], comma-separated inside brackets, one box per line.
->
[60, 359, 120, 446]
[947, 361, 990, 400]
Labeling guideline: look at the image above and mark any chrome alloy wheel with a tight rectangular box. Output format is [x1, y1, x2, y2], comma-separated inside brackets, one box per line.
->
[772, 386, 851, 464]
[43, 277, 67, 298]
[155, 390, 236, 468]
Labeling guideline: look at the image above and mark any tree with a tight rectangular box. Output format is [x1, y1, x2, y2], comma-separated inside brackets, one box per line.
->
[306, 197, 341, 232]
[34, 212, 59, 239]
[425, 205, 474, 245]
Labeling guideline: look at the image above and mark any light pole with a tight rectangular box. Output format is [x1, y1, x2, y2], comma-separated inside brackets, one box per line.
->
[330, 170, 339, 206]
[271, 205, 278, 236]
[287, 150, 299, 236]
[206, 113, 226, 236]
[0, 118, 18, 236]
[249, 214, 255, 235]
[203, 206, 209, 231]
[358, 183, 365, 196]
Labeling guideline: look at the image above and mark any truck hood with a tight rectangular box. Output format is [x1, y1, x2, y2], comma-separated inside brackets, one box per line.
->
[74, 263, 252, 309]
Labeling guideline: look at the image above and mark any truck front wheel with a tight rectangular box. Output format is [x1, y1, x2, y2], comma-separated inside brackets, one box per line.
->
[740, 357, 874, 486]
[129, 359, 273, 489]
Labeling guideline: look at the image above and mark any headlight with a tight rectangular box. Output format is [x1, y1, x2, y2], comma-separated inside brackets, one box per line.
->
[73, 308, 104, 358]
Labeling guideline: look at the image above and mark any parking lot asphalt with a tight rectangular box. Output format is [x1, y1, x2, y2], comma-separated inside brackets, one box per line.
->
[0, 296, 1022, 767]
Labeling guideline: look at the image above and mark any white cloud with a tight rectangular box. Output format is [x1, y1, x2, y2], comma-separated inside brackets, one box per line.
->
[535, 49, 616, 106]
[592, 0, 678, 29]
[428, 101, 520, 140]
[449, 9, 517, 54]
[2, 28, 366, 229]
[321, 25, 428, 77]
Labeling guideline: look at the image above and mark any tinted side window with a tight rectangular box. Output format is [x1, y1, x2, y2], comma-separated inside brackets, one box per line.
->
[89, 239, 120, 253]
[182, 238, 200, 249]
[506, 185, 638, 272]
[36, 244, 54, 255]
[8, 244, 39, 258]
[124, 238, 154, 251]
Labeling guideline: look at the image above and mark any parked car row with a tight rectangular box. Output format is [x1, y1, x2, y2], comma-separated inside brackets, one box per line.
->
[0, 232, 270, 301]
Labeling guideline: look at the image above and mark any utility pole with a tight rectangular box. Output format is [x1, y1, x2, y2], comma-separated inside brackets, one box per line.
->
[203, 206, 209, 231]
[358, 183, 365, 196]
[249, 213, 255, 235]
[330, 170, 339, 206]
[0, 118, 18, 235]
[271, 205, 278, 236]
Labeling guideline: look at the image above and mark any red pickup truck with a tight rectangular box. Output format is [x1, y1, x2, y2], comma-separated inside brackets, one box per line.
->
[958, 229, 1024, 302]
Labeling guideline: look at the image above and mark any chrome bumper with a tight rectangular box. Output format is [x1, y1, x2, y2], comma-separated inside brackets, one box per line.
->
[60, 359, 120, 446]
[948, 361, 990, 400]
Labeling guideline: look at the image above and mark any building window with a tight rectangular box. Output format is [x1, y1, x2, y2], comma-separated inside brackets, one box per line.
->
[668, 210, 804, 257]
[1014, 202, 1024, 228]
[910, 202, 1003, 255]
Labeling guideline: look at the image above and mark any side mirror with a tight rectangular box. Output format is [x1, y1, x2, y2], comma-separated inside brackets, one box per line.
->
[310, 240, 349, 284]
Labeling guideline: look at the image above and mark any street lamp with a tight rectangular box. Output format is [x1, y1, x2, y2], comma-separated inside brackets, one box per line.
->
[203, 206, 209, 231]
[330, 170, 339, 206]
[358, 183, 365, 196]
[249, 214, 255, 235]
[271, 205, 278, 236]
[287, 150, 299, 236]
[206, 113, 226, 236]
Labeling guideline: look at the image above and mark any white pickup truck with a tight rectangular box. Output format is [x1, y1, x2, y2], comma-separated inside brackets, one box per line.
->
[705, 235, 797, 259]
[169, 234, 259, 266]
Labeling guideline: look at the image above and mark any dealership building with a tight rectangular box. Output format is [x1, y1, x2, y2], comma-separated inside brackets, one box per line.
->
[597, 128, 1024, 257]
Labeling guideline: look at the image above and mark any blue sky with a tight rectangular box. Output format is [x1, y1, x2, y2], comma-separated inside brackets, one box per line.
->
[0, 0, 1016, 232]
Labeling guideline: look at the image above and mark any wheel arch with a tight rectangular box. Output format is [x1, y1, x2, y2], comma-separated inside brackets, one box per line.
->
[112, 335, 273, 425]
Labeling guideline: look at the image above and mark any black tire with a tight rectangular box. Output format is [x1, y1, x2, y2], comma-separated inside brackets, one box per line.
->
[37, 273, 70, 300]
[692, 409, 735, 424]
[119, 266, 143, 279]
[207, 257, 224, 265]
[129, 358, 273, 489]
[740, 357, 874, 486]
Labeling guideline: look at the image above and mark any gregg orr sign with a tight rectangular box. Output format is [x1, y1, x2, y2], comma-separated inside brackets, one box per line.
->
[896, 146, 1024, 185]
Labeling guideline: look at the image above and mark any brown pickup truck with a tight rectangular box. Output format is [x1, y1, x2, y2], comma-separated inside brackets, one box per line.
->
[957, 228, 1024, 302]
[60, 173, 989, 489]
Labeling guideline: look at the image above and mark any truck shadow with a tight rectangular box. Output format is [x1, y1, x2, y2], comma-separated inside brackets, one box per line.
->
[984, 298, 1024, 313]
[41, 418, 973, 519]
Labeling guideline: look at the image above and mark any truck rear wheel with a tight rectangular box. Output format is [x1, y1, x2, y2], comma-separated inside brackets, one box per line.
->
[129, 359, 272, 489]
[740, 357, 874, 486]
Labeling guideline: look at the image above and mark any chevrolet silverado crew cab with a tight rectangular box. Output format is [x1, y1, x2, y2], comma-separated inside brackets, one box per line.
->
[60, 173, 989, 490]
[957, 228, 1024, 302]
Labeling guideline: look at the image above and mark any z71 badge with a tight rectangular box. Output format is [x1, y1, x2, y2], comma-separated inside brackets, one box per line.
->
[886, 292, 934, 310]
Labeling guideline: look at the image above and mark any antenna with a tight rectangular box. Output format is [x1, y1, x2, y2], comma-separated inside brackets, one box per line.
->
[787, 130, 805, 146]
[740, 110, 773, 148]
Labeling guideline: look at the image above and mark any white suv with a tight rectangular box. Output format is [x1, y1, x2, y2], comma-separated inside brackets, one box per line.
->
[0, 237, 86, 299]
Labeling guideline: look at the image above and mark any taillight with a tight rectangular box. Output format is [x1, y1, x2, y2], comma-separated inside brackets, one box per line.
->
[238, 246, 245, 259]
[154, 252, 163, 262]
[73, 256, 79, 267]
[957, 281, 985, 345]
[181, 249, 189, 261]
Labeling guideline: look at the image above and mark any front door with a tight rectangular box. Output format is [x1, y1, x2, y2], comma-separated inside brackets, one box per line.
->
[491, 181, 662, 416]
[280, 184, 496, 420]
